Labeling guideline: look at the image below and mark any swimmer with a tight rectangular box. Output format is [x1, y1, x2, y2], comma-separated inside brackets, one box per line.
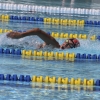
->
[7, 28, 80, 49]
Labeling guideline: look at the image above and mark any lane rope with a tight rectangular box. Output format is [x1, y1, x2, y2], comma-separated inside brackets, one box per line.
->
[1, 14, 100, 26]
[0, 14, 85, 26]
[0, 3, 100, 15]
[0, 48, 100, 61]
[0, 73, 100, 88]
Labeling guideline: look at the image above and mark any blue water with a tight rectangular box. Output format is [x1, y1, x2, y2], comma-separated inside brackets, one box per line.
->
[0, 0, 100, 100]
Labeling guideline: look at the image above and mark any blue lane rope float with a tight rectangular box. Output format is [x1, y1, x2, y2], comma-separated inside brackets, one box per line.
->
[0, 28, 99, 41]
[0, 73, 100, 88]
[0, 3, 100, 15]
[0, 48, 100, 61]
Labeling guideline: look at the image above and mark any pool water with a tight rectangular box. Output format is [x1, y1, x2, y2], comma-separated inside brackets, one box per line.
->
[0, 0, 100, 100]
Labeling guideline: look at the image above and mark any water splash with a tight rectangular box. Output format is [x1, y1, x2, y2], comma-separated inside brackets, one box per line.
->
[0, 33, 43, 50]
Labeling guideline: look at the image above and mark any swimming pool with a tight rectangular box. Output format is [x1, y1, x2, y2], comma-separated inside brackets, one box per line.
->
[0, 0, 100, 100]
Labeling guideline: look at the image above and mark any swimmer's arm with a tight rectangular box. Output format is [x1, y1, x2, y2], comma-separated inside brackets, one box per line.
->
[22, 28, 60, 48]
[7, 28, 60, 48]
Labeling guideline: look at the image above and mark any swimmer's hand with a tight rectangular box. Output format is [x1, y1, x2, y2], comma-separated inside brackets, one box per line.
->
[7, 32, 22, 39]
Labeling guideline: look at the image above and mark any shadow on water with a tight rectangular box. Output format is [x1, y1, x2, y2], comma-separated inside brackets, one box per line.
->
[0, 81, 100, 92]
